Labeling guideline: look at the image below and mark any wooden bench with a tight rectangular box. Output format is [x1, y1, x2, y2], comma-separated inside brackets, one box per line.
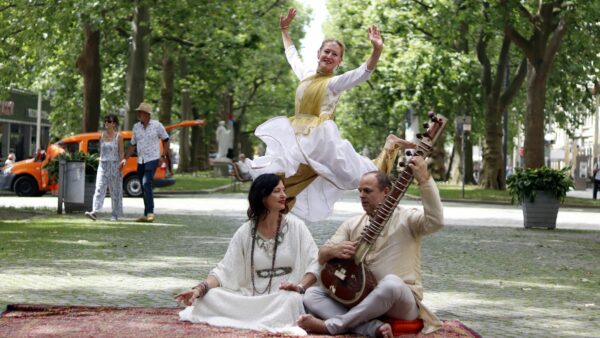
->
[230, 162, 252, 191]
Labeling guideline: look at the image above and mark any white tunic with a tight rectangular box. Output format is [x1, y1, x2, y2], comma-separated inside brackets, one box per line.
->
[248, 45, 377, 223]
[179, 214, 319, 335]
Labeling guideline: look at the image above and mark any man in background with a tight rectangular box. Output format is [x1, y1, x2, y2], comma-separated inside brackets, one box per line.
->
[125, 102, 170, 223]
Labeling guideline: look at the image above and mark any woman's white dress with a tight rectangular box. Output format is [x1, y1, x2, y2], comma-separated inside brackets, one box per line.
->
[179, 214, 319, 335]
[248, 45, 377, 223]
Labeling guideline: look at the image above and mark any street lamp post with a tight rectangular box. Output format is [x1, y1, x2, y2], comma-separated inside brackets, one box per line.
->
[457, 116, 471, 199]
[588, 80, 600, 170]
[594, 93, 599, 167]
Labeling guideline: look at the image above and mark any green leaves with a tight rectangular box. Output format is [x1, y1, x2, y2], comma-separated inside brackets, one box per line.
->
[43, 151, 99, 183]
[506, 167, 575, 204]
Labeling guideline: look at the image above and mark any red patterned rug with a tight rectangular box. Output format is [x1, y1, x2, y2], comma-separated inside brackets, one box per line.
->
[0, 304, 480, 337]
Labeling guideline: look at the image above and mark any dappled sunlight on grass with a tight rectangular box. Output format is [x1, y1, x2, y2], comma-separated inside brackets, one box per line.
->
[0, 230, 25, 234]
[427, 287, 598, 338]
[427, 291, 495, 308]
[465, 278, 579, 290]
[0, 273, 197, 293]
[2, 205, 599, 336]
[47, 239, 108, 247]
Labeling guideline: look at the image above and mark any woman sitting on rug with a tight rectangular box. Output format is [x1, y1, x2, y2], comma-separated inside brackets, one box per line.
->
[247, 8, 385, 223]
[175, 173, 319, 335]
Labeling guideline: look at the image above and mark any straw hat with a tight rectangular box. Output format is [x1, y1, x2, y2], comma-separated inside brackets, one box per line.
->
[135, 102, 152, 115]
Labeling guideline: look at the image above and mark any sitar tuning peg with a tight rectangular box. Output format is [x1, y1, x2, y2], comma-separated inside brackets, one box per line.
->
[427, 111, 435, 119]
[416, 133, 423, 139]
[422, 122, 429, 129]
[398, 161, 406, 167]
[405, 150, 413, 156]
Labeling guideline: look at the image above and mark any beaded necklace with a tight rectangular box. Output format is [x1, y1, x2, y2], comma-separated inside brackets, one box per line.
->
[250, 214, 282, 296]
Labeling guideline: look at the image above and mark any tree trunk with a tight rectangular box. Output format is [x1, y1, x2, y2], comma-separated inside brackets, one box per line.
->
[124, 4, 150, 129]
[449, 131, 476, 185]
[178, 57, 192, 173]
[477, 31, 527, 189]
[523, 64, 546, 168]
[76, 23, 101, 133]
[159, 53, 174, 126]
[240, 131, 254, 158]
[233, 76, 264, 158]
[480, 102, 505, 189]
[429, 139, 446, 181]
[448, 4, 473, 185]
[190, 107, 207, 170]
[449, 133, 463, 185]
[502, 1, 567, 168]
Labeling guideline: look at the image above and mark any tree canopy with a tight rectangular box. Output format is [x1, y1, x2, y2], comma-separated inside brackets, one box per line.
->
[1, 0, 599, 176]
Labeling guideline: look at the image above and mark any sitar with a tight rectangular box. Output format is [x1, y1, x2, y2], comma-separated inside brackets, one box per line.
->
[320, 112, 446, 307]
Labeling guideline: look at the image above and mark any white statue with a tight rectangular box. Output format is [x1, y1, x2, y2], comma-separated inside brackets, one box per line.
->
[216, 121, 232, 160]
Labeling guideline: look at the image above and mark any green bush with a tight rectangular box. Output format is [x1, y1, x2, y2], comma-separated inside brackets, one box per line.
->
[43, 151, 99, 184]
[506, 166, 574, 204]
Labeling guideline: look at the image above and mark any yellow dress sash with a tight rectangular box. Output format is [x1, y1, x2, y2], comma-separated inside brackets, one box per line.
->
[289, 74, 334, 135]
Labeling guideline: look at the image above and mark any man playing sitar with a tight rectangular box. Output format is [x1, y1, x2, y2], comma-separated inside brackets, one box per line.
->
[298, 115, 445, 337]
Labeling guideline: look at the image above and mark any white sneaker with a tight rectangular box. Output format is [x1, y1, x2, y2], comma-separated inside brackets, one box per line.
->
[85, 211, 97, 221]
[110, 216, 118, 221]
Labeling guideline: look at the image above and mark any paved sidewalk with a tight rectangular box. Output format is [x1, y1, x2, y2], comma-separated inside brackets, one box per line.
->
[1, 193, 599, 337]
[0, 193, 597, 230]
[566, 187, 596, 200]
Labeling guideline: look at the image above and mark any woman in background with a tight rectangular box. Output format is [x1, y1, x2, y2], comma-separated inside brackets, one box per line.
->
[85, 114, 125, 221]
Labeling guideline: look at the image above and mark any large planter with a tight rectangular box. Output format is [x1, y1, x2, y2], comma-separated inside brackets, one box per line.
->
[522, 190, 559, 229]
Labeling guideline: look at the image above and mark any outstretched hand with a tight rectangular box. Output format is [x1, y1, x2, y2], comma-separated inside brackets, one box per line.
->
[174, 289, 200, 307]
[279, 281, 303, 293]
[280, 8, 296, 31]
[368, 25, 383, 51]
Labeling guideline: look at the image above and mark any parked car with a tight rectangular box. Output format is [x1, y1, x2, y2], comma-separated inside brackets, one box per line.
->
[0, 120, 205, 197]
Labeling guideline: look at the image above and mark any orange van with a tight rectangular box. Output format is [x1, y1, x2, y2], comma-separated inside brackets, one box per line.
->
[0, 120, 205, 197]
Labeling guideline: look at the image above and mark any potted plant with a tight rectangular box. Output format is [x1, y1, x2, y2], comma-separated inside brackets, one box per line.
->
[506, 166, 574, 229]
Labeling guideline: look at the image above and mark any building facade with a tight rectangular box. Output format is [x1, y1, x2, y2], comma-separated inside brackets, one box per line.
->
[0, 89, 51, 163]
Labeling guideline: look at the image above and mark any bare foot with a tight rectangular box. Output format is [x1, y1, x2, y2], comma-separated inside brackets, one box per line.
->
[384, 134, 417, 151]
[377, 323, 393, 338]
[297, 314, 329, 334]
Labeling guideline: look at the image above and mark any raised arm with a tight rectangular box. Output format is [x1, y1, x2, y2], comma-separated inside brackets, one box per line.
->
[327, 25, 384, 92]
[280, 8, 296, 50]
[366, 25, 383, 71]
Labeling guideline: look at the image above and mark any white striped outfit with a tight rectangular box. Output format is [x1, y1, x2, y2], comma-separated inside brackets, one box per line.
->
[91, 133, 123, 218]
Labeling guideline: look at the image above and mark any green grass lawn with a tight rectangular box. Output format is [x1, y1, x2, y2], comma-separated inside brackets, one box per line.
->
[160, 171, 598, 207]
[1, 207, 598, 337]
[155, 171, 232, 192]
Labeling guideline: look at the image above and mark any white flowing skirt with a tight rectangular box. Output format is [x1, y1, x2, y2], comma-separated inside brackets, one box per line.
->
[179, 288, 307, 335]
[248, 116, 376, 223]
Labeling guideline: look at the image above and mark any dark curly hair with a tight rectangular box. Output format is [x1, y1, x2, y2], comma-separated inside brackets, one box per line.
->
[247, 173, 288, 225]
